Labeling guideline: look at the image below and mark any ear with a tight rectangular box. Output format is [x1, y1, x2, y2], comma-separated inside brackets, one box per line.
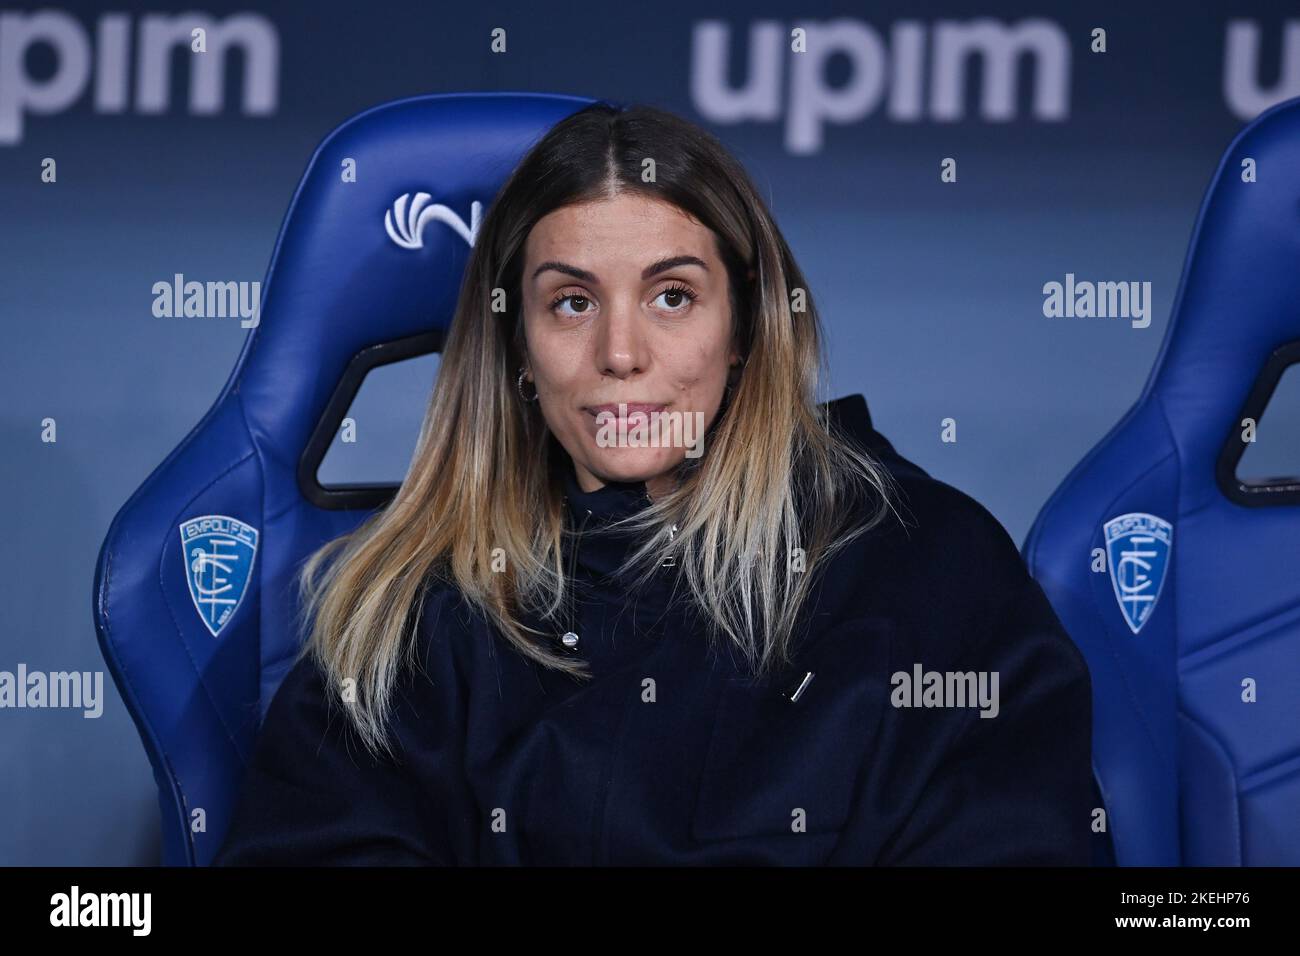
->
[515, 331, 531, 379]
[726, 314, 743, 368]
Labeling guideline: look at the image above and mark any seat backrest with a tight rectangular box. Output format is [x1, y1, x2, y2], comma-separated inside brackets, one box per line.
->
[93, 91, 599, 866]
[1024, 96, 1300, 865]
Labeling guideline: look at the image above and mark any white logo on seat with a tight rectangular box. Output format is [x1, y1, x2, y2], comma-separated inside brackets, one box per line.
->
[1103, 512, 1172, 635]
[179, 514, 259, 638]
[385, 193, 482, 250]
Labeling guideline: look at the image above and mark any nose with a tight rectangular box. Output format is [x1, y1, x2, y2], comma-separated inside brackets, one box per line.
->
[594, 296, 648, 379]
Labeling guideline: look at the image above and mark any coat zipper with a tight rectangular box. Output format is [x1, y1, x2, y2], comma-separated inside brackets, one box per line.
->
[559, 507, 593, 648]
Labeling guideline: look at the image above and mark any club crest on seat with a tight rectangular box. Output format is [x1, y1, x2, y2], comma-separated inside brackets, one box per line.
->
[178, 515, 259, 637]
[1103, 512, 1172, 635]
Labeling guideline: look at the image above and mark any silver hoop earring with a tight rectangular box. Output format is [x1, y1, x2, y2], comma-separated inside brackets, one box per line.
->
[517, 367, 538, 402]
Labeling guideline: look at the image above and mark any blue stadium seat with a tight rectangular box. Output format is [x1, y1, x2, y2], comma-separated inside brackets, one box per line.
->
[92, 92, 599, 866]
[1024, 96, 1300, 865]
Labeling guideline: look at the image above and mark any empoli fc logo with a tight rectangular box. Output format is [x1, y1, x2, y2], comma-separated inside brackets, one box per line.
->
[179, 514, 259, 637]
[1103, 512, 1172, 635]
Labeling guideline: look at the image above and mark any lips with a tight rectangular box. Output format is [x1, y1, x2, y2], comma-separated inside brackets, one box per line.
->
[585, 403, 668, 418]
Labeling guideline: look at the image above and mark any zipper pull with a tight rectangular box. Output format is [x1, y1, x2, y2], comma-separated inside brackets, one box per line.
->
[661, 524, 679, 567]
[781, 670, 816, 703]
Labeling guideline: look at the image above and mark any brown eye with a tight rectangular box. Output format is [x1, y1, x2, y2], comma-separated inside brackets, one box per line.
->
[654, 284, 698, 313]
[551, 293, 593, 317]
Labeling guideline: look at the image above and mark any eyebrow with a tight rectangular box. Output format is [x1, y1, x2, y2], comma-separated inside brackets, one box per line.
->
[530, 255, 709, 284]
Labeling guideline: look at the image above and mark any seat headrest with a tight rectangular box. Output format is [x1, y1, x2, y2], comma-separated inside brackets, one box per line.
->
[1145, 96, 1300, 511]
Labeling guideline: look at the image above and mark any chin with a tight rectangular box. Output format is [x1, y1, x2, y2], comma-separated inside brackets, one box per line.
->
[585, 447, 683, 486]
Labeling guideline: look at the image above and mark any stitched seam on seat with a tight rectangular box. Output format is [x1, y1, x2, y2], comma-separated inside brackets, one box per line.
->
[113, 447, 256, 864]
[1238, 749, 1300, 794]
[235, 387, 276, 728]
[1179, 597, 1300, 673]
[100, 533, 192, 864]
[157, 451, 259, 768]
[1176, 708, 1242, 864]
[1088, 447, 1179, 761]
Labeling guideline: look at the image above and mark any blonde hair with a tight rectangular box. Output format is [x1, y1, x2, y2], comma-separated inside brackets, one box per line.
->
[295, 103, 900, 757]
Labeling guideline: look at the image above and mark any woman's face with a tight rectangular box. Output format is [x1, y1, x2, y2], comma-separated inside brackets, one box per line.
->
[520, 192, 741, 498]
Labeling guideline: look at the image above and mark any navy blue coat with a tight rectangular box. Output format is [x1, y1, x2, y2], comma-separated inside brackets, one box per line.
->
[212, 395, 1100, 866]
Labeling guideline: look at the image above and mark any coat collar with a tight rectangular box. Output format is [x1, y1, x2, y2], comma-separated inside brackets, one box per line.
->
[560, 457, 654, 526]
[559, 457, 671, 585]
[552, 393, 884, 584]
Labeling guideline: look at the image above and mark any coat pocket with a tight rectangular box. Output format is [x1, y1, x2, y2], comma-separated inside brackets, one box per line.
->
[689, 616, 893, 843]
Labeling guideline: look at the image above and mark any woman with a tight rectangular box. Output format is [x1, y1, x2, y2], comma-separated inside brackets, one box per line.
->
[213, 101, 1098, 866]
